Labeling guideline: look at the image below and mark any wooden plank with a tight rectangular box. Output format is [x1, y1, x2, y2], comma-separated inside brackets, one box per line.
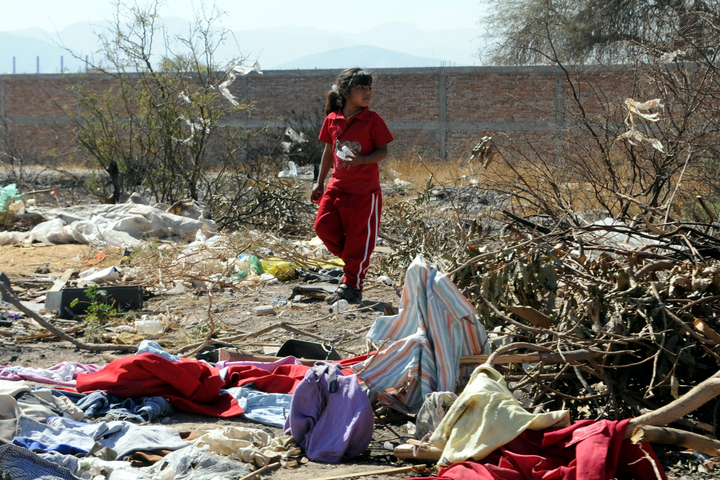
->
[49, 269, 75, 292]
[307, 466, 415, 480]
[395, 439, 443, 461]
[460, 350, 604, 365]
[218, 348, 317, 366]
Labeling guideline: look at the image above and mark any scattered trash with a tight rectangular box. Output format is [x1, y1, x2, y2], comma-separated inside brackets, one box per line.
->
[0, 311, 13, 327]
[617, 97, 665, 152]
[83, 252, 106, 266]
[238, 254, 263, 275]
[0, 184, 20, 205]
[261, 258, 299, 280]
[276, 339, 341, 361]
[252, 305, 275, 316]
[80, 266, 121, 285]
[45, 285, 143, 319]
[23, 201, 216, 248]
[258, 273, 278, 284]
[135, 315, 165, 336]
[165, 283, 187, 295]
[230, 270, 247, 281]
[291, 284, 337, 299]
[329, 299, 349, 313]
[285, 127, 307, 144]
[377, 275, 393, 286]
[278, 161, 298, 179]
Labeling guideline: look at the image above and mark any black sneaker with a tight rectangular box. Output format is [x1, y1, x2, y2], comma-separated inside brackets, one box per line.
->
[325, 283, 363, 304]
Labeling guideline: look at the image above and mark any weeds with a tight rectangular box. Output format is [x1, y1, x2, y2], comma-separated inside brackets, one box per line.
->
[71, 285, 118, 344]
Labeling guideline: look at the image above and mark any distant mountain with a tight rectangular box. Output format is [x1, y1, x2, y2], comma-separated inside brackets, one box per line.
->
[0, 20, 483, 73]
[229, 22, 480, 68]
[275, 45, 449, 69]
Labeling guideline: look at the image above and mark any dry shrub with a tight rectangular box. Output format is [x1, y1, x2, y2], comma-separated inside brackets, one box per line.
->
[374, 152, 508, 280]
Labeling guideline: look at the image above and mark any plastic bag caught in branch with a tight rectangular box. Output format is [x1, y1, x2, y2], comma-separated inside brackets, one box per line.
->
[617, 129, 665, 153]
[659, 49, 686, 63]
[617, 98, 665, 153]
[469, 133, 496, 168]
[285, 127, 307, 144]
[219, 61, 262, 106]
[625, 98, 664, 123]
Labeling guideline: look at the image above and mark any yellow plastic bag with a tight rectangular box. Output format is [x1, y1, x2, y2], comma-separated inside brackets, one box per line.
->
[260, 259, 297, 280]
[260, 258, 344, 281]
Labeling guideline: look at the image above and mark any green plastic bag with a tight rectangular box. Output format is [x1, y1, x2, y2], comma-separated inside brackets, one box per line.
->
[0, 184, 21, 212]
[238, 254, 263, 275]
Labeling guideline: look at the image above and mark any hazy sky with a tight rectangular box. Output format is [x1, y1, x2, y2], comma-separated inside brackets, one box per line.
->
[0, 0, 487, 32]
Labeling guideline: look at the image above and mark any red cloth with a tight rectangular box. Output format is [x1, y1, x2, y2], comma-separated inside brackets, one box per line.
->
[336, 353, 374, 367]
[318, 107, 394, 195]
[76, 353, 243, 417]
[314, 187, 381, 290]
[406, 419, 666, 480]
[222, 354, 372, 394]
[223, 363, 311, 394]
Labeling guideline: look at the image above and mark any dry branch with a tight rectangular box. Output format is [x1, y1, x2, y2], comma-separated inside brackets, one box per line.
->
[694, 319, 720, 345]
[501, 304, 554, 329]
[630, 425, 720, 457]
[627, 371, 720, 433]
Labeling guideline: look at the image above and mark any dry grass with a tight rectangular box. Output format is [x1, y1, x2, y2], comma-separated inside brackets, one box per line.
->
[381, 146, 718, 226]
[381, 151, 486, 187]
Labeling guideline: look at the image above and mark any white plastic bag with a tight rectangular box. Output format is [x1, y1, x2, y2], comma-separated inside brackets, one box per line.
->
[0, 231, 29, 246]
[82, 266, 122, 284]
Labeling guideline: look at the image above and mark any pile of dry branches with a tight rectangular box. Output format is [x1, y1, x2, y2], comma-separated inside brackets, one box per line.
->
[450, 208, 720, 438]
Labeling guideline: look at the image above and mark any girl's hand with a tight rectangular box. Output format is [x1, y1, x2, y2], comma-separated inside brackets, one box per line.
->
[342, 155, 364, 167]
[310, 182, 324, 204]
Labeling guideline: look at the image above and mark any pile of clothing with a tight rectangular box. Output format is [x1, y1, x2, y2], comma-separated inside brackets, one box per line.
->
[0, 255, 668, 479]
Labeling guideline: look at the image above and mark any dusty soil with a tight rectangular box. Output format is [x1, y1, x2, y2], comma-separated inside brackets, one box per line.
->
[0, 244, 126, 276]
[0, 242, 431, 480]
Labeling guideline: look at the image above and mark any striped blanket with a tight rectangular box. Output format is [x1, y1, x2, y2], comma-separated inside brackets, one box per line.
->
[352, 255, 491, 412]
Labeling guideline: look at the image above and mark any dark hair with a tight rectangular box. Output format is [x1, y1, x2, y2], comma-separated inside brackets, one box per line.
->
[324, 67, 373, 115]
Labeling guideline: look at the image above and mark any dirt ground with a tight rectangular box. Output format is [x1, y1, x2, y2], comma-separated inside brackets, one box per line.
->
[0, 242, 432, 480]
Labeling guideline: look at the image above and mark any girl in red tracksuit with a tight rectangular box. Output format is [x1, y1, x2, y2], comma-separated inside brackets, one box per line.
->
[311, 68, 394, 304]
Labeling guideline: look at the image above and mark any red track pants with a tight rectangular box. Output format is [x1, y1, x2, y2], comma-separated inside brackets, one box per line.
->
[314, 187, 381, 290]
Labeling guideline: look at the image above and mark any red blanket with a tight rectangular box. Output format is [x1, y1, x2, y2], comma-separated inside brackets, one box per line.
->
[223, 364, 311, 394]
[408, 419, 666, 480]
[76, 353, 243, 417]
[221, 353, 371, 394]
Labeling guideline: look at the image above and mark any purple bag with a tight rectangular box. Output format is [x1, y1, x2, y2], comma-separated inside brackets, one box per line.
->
[284, 362, 374, 463]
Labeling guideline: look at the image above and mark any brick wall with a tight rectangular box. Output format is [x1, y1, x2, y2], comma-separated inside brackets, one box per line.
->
[0, 65, 635, 164]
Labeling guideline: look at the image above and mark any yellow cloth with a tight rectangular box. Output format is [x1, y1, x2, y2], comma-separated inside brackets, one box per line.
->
[430, 365, 570, 465]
